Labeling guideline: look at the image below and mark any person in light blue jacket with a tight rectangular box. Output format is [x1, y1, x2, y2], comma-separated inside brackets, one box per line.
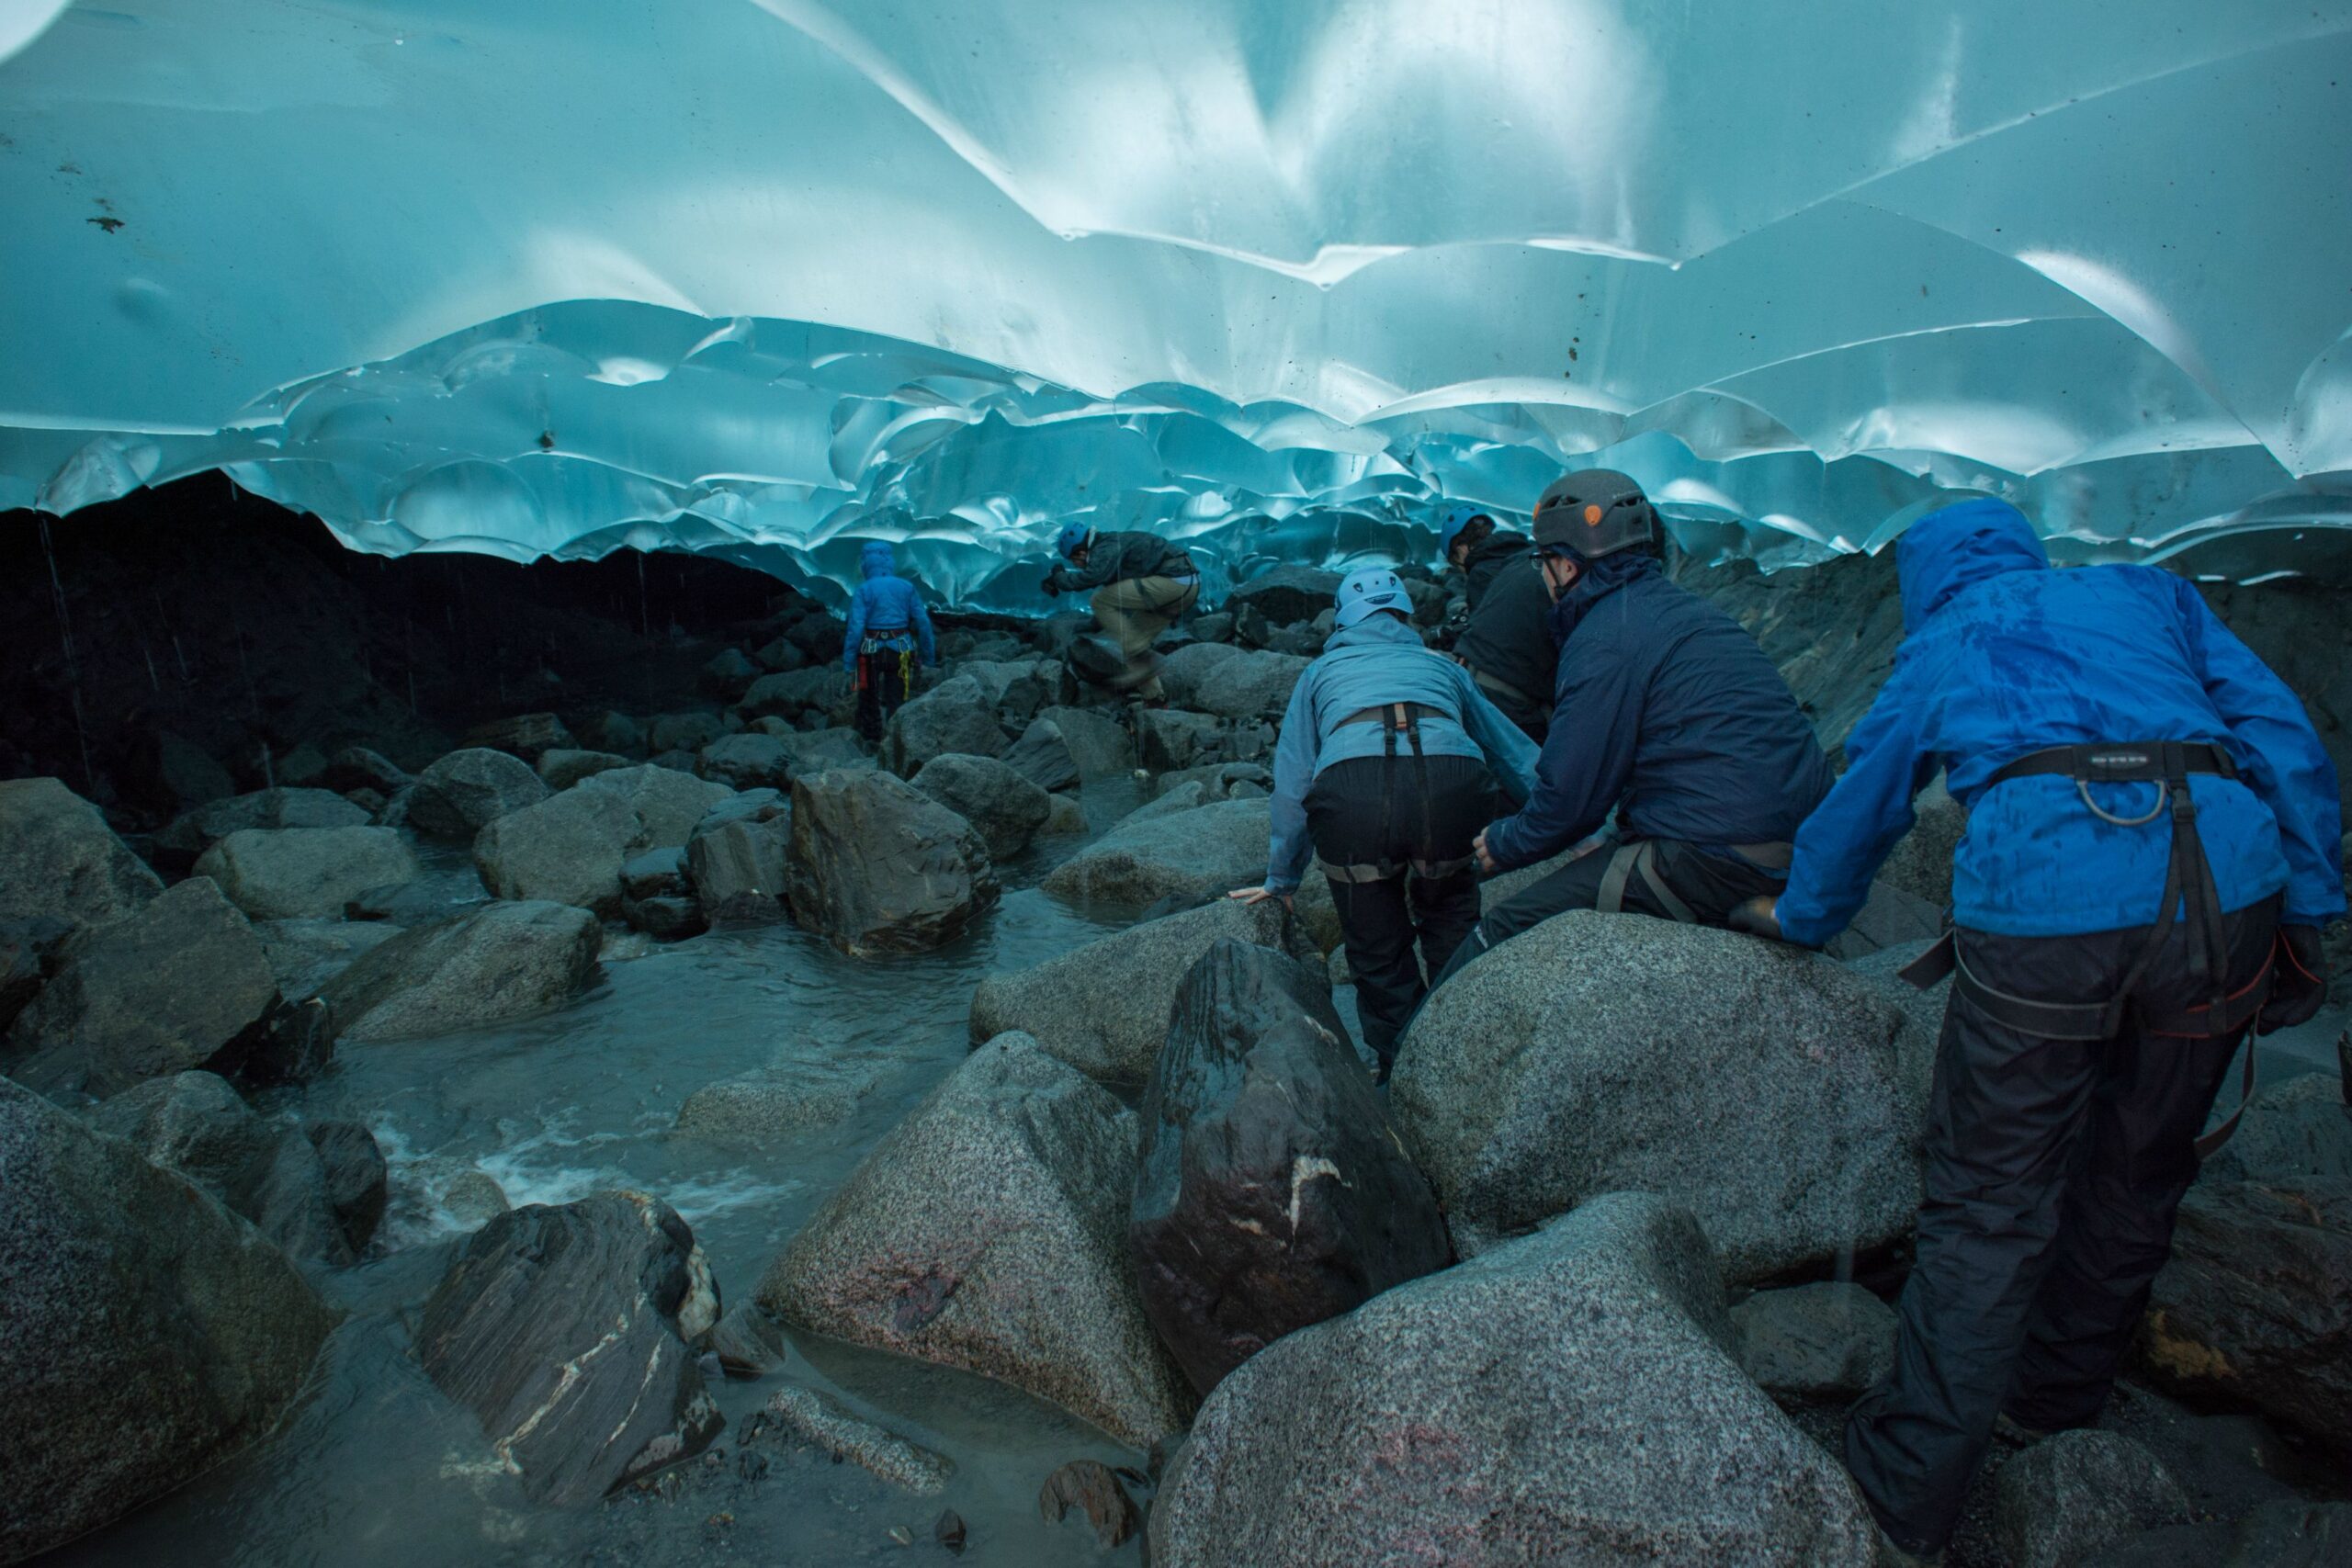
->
[842, 540, 937, 739]
[1230, 569, 1538, 1077]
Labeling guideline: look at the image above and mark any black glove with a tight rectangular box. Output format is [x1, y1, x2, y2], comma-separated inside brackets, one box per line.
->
[1040, 574, 1060, 597]
[2259, 924, 2328, 1032]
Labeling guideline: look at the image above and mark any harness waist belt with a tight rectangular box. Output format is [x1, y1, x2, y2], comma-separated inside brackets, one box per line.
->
[1469, 668, 1538, 709]
[1988, 741, 2235, 787]
[1335, 703, 1447, 728]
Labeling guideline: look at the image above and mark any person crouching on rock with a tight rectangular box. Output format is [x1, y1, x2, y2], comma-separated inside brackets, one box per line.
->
[843, 540, 938, 741]
[1228, 569, 1538, 1081]
[1437, 503, 1554, 743]
[1724, 496, 2342, 1567]
[1424, 468, 1836, 993]
[1041, 522, 1199, 702]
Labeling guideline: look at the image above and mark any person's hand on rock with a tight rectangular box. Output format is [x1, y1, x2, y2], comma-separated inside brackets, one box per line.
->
[1227, 886, 1293, 910]
[1727, 896, 1790, 943]
[1473, 829, 1497, 874]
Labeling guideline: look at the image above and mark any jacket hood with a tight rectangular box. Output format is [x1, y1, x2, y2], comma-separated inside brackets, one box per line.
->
[859, 540, 896, 578]
[1896, 499, 2047, 632]
[1546, 549, 1657, 648]
[1322, 612, 1423, 652]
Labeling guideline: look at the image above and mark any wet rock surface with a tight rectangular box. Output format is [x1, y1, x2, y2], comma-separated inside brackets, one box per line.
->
[1994, 1430, 2189, 1568]
[784, 769, 1000, 954]
[6, 876, 281, 1100]
[407, 747, 551, 840]
[1148, 1192, 1879, 1566]
[969, 896, 1323, 1088]
[1393, 911, 1933, 1279]
[1037, 1458, 1140, 1548]
[0, 776, 163, 929]
[759, 1384, 955, 1494]
[254, 918, 401, 999]
[1133, 938, 1449, 1394]
[2199, 1071, 2352, 1182]
[470, 784, 643, 913]
[154, 785, 373, 867]
[756, 1033, 1191, 1448]
[684, 815, 790, 922]
[197, 824, 419, 920]
[414, 1190, 723, 1504]
[1040, 795, 1272, 908]
[317, 899, 602, 1043]
[912, 752, 1052, 861]
[1729, 1280, 1901, 1402]
[673, 1055, 887, 1146]
[306, 1117, 389, 1255]
[886, 676, 1008, 775]
[0, 1077, 338, 1563]
[575, 762, 733, 849]
[2137, 1176, 2351, 1454]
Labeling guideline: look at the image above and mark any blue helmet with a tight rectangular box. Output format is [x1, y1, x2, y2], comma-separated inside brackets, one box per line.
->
[1333, 568, 1410, 629]
[1055, 522, 1094, 559]
[1437, 504, 1491, 560]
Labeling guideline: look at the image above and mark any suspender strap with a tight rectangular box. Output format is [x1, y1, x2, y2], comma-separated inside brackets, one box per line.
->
[1594, 840, 1699, 923]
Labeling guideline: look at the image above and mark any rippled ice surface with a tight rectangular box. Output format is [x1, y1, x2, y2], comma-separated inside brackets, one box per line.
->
[52, 795, 1205, 1567]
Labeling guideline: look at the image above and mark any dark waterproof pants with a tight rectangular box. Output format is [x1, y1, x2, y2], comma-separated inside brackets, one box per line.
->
[1429, 837, 1786, 993]
[1305, 753, 1495, 1073]
[854, 644, 914, 741]
[1845, 895, 2280, 1557]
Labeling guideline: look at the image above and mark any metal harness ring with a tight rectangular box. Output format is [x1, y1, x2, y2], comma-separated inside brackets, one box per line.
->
[2076, 777, 2168, 828]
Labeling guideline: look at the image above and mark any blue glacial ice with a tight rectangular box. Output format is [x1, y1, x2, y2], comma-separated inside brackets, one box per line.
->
[3, 0, 2349, 600]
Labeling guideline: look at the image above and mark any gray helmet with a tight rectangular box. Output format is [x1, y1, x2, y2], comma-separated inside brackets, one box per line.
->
[1531, 469, 1658, 560]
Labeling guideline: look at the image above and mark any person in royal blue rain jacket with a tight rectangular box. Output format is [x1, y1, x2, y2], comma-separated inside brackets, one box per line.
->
[1728, 497, 2343, 1565]
[842, 540, 937, 740]
[1423, 468, 1836, 992]
[1228, 569, 1537, 1078]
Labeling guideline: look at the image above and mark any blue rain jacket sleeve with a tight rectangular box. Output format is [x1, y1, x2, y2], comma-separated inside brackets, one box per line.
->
[2177, 581, 2346, 923]
[1452, 669, 1540, 807]
[1263, 673, 1319, 893]
[1481, 634, 1640, 873]
[1775, 656, 1941, 946]
[910, 591, 938, 667]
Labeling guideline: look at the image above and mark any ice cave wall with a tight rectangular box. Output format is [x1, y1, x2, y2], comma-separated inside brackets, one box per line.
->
[2, 0, 2348, 600]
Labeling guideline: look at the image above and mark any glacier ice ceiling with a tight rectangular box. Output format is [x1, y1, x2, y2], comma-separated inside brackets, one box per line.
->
[3, 0, 2351, 601]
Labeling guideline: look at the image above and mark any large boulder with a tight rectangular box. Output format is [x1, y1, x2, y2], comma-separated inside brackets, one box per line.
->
[696, 732, 794, 790]
[6, 878, 279, 1100]
[1036, 705, 1134, 780]
[1994, 1430, 2188, 1568]
[2138, 1177, 2350, 1453]
[470, 784, 642, 914]
[1134, 939, 1450, 1394]
[254, 918, 401, 1000]
[1001, 716, 1081, 793]
[784, 769, 1000, 954]
[1148, 1192, 1879, 1566]
[1189, 648, 1311, 721]
[1225, 566, 1342, 627]
[307, 1119, 389, 1255]
[739, 667, 852, 723]
[769, 726, 871, 776]
[1041, 797, 1272, 908]
[684, 816, 791, 922]
[969, 897, 1322, 1088]
[886, 676, 1008, 775]
[674, 1055, 887, 1147]
[0, 1077, 338, 1562]
[756, 1034, 1191, 1448]
[1729, 1280, 1901, 1403]
[195, 825, 419, 920]
[462, 712, 576, 762]
[317, 900, 602, 1043]
[534, 748, 631, 790]
[2200, 1071, 2352, 1183]
[415, 1190, 722, 1503]
[911, 752, 1052, 861]
[90, 1069, 351, 1265]
[1391, 911, 1933, 1279]
[407, 748, 551, 840]
[153, 785, 372, 866]
[647, 710, 727, 756]
[576, 762, 732, 850]
[0, 777, 162, 928]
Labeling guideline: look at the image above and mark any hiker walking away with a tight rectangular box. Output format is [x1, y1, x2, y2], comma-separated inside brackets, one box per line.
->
[1230, 569, 1537, 1081]
[1437, 503, 1553, 742]
[1728, 496, 2343, 1566]
[842, 540, 937, 741]
[1425, 468, 1834, 992]
[1042, 523, 1198, 701]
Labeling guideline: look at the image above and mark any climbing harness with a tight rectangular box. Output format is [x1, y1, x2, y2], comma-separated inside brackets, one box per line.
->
[1591, 838, 1793, 921]
[1896, 740, 2273, 1156]
[1317, 703, 1473, 884]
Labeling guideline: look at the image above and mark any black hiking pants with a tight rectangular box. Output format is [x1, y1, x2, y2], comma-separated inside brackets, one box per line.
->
[1428, 837, 1787, 994]
[1845, 895, 2280, 1557]
[1305, 754, 1496, 1073]
[854, 639, 915, 741]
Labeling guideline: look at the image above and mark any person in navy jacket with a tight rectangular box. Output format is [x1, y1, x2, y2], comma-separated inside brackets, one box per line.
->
[1735, 497, 2342, 1563]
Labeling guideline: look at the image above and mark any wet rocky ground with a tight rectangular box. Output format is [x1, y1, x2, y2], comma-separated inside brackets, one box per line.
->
[2, 490, 2348, 1567]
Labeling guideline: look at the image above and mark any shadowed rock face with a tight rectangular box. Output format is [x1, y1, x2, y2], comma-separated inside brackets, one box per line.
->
[414, 1190, 722, 1506]
[316, 899, 601, 1043]
[784, 769, 999, 954]
[0, 777, 163, 930]
[1132, 938, 1449, 1395]
[755, 1034, 1192, 1448]
[0, 1077, 339, 1563]
[1993, 1429, 2188, 1568]
[2138, 1177, 2352, 1457]
[1148, 1192, 1880, 1567]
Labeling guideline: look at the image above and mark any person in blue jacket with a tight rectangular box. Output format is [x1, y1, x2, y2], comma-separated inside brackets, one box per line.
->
[1229, 568, 1538, 1077]
[1730, 497, 2342, 1565]
[842, 540, 937, 740]
[1426, 469, 1836, 991]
